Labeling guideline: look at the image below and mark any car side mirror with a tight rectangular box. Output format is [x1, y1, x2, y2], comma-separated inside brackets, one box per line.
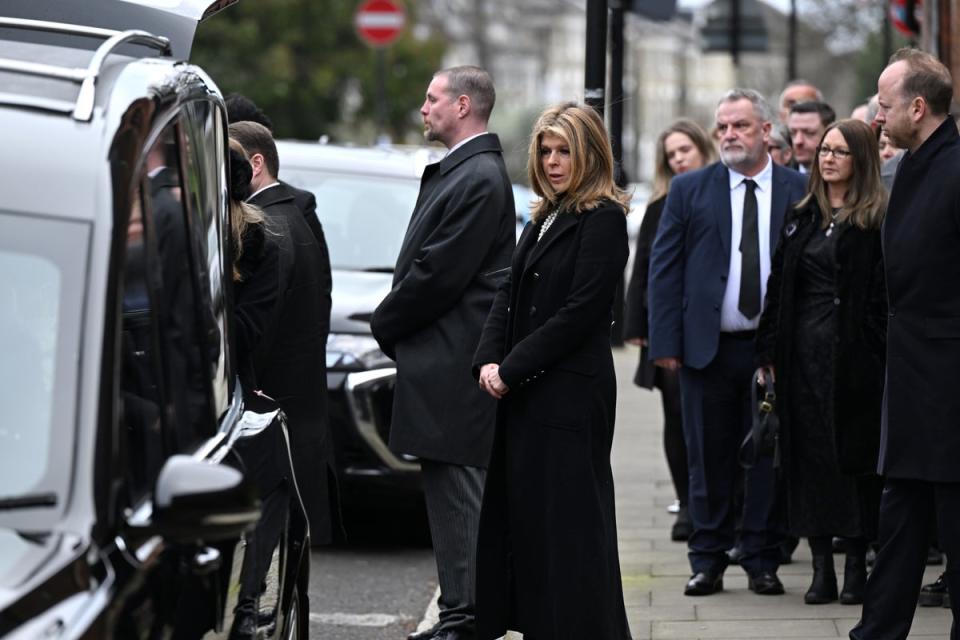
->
[151, 455, 260, 544]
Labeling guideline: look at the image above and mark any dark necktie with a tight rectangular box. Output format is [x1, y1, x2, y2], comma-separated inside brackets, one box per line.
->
[738, 178, 761, 319]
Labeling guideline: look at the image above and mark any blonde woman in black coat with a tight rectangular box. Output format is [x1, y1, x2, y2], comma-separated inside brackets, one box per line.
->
[625, 118, 715, 541]
[757, 118, 887, 606]
[473, 103, 632, 640]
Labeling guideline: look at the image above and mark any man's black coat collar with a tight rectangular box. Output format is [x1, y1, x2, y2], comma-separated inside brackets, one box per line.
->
[437, 132, 503, 175]
[248, 182, 295, 208]
[902, 116, 959, 169]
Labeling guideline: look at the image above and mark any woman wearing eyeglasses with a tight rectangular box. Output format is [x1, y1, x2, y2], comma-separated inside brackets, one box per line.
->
[757, 119, 887, 606]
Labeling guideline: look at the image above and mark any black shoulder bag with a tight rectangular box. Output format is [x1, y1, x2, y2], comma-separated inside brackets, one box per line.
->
[738, 366, 781, 470]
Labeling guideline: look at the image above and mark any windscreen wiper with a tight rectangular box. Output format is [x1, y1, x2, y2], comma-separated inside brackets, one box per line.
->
[0, 492, 57, 510]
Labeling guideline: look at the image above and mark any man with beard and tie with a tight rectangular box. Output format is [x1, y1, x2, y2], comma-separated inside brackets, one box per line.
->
[649, 89, 807, 597]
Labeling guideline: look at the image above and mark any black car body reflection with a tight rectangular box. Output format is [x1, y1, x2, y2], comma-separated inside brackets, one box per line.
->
[0, 3, 309, 638]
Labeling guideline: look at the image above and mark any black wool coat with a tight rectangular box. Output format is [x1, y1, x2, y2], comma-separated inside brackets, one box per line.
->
[624, 195, 666, 389]
[248, 183, 339, 544]
[880, 118, 960, 482]
[756, 199, 887, 475]
[472, 202, 632, 640]
[370, 133, 515, 468]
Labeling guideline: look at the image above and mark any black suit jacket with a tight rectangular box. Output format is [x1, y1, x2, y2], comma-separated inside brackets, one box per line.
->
[879, 118, 960, 482]
[370, 133, 515, 468]
[283, 179, 333, 305]
[248, 183, 337, 542]
[648, 161, 807, 369]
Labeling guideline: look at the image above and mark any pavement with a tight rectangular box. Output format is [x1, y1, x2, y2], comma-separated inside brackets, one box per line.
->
[608, 345, 953, 640]
[411, 345, 953, 640]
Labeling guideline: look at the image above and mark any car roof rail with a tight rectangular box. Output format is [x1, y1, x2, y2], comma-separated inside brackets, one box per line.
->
[0, 17, 172, 122]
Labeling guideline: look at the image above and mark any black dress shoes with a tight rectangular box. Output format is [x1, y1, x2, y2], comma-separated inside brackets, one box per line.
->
[684, 571, 724, 596]
[407, 624, 439, 640]
[671, 506, 692, 542]
[748, 571, 785, 595]
[919, 572, 951, 608]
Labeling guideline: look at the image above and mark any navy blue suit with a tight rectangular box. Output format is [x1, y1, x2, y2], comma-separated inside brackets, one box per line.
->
[649, 160, 807, 576]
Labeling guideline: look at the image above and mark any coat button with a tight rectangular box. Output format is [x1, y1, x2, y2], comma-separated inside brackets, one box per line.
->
[720, 274, 727, 282]
[533, 272, 540, 279]
[833, 297, 841, 306]
[530, 306, 537, 316]
[889, 307, 896, 317]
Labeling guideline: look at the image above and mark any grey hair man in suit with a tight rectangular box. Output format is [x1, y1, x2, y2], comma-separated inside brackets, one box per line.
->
[649, 89, 807, 598]
[370, 66, 515, 640]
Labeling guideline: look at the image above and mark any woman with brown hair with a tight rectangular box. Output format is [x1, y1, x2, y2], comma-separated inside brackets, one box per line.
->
[757, 118, 887, 606]
[473, 102, 632, 640]
[625, 118, 715, 541]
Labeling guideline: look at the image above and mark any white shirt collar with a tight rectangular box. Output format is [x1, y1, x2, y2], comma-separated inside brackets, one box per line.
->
[446, 131, 488, 156]
[727, 155, 773, 192]
[246, 181, 281, 202]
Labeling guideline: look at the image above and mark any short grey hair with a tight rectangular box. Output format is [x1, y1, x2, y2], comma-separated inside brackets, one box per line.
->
[866, 94, 880, 123]
[718, 88, 774, 124]
[769, 123, 791, 149]
[436, 65, 496, 123]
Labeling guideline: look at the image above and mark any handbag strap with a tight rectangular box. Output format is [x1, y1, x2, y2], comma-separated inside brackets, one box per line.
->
[739, 365, 779, 469]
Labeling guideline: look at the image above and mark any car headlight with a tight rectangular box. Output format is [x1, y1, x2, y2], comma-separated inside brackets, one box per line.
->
[326, 333, 392, 370]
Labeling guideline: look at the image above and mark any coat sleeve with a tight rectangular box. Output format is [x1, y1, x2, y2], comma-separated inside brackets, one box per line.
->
[647, 180, 687, 362]
[370, 168, 507, 349]
[756, 214, 790, 368]
[624, 197, 664, 340]
[472, 270, 513, 379]
[863, 232, 888, 359]
[497, 207, 627, 388]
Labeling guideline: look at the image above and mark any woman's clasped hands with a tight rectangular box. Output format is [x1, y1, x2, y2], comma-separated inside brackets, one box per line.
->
[479, 363, 510, 399]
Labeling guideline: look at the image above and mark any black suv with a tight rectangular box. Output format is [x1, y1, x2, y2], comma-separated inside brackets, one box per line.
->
[0, 3, 308, 638]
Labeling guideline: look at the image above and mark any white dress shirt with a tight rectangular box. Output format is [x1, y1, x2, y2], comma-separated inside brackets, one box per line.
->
[246, 181, 281, 203]
[446, 131, 488, 156]
[721, 156, 774, 332]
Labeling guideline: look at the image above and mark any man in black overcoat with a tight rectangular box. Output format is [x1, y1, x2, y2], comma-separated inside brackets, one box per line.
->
[225, 93, 333, 302]
[370, 66, 515, 640]
[229, 121, 339, 547]
[850, 49, 960, 640]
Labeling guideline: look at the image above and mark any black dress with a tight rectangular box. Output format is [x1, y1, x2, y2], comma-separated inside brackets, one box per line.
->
[788, 220, 871, 538]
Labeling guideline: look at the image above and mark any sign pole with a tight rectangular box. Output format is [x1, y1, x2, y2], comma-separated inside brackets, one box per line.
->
[376, 47, 389, 144]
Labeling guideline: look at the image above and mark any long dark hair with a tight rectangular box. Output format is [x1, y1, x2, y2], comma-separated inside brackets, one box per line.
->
[796, 118, 886, 230]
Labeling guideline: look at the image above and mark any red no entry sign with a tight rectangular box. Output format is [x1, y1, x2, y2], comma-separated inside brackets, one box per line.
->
[355, 0, 406, 47]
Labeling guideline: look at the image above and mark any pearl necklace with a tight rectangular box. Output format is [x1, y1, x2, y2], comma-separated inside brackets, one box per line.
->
[538, 209, 560, 241]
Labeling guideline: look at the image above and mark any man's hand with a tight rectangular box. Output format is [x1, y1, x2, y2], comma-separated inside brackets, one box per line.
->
[654, 357, 681, 371]
[479, 363, 510, 399]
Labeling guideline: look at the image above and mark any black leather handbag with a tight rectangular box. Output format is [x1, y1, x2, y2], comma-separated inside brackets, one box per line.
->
[739, 366, 781, 470]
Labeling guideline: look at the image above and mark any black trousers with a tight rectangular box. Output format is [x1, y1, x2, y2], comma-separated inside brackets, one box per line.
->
[420, 459, 485, 635]
[679, 333, 781, 576]
[658, 368, 688, 508]
[850, 478, 960, 640]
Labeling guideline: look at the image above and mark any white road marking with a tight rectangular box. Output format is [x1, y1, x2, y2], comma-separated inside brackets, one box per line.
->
[308, 612, 413, 627]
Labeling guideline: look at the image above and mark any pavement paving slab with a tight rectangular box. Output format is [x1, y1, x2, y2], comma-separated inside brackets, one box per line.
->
[609, 346, 952, 640]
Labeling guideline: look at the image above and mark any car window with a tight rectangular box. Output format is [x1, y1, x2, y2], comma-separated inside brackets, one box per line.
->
[0, 211, 87, 518]
[119, 118, 219, 502]
[282, 170, 418, 271]
[180, 99, 232, 418]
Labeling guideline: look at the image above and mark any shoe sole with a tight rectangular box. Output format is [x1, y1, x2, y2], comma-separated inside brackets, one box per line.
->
[684, 580, 723, 596]
[918, 593, 945, 607]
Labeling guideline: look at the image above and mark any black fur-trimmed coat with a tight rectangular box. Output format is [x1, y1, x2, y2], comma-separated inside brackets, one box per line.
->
[756, 199, 887, 475]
